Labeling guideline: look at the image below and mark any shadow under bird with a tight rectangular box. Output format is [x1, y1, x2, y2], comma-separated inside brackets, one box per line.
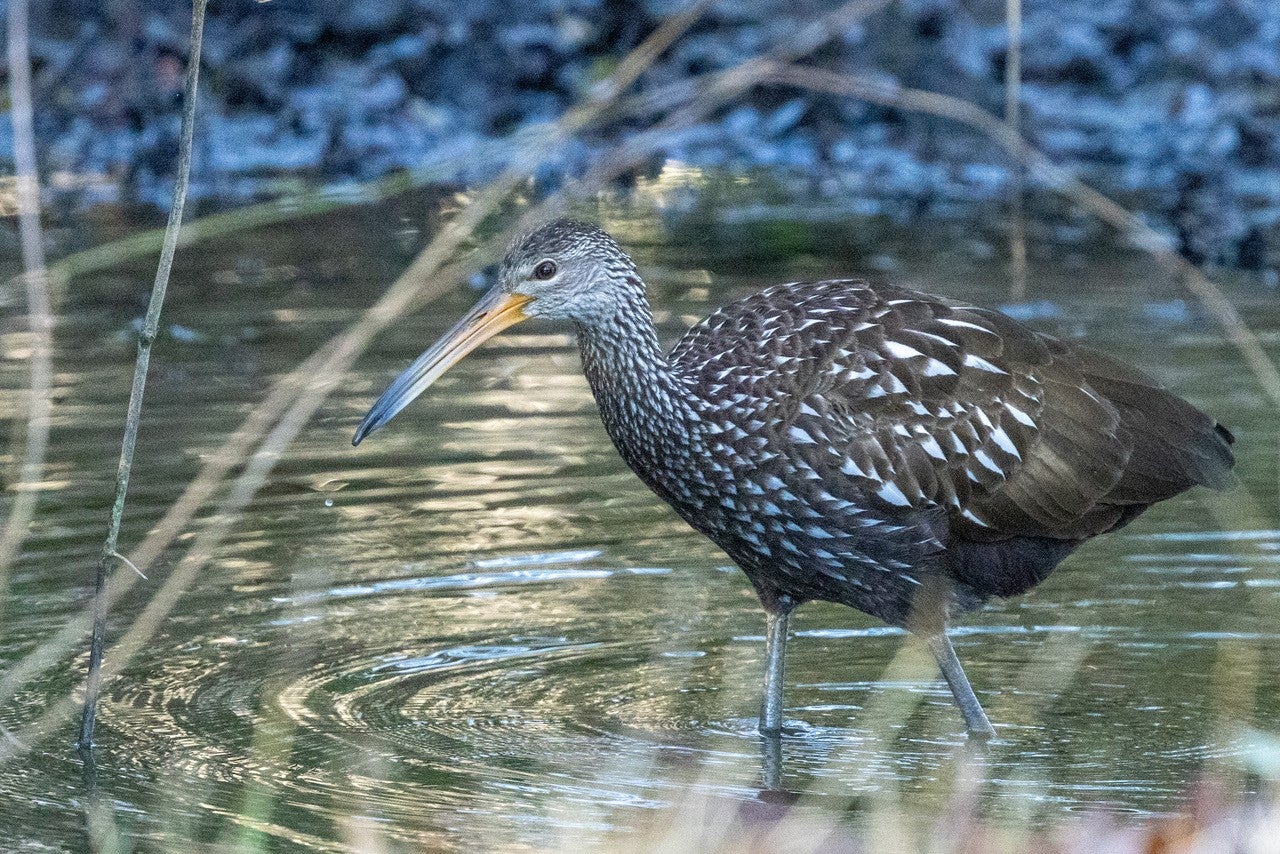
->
[353, 219, 1235, 739]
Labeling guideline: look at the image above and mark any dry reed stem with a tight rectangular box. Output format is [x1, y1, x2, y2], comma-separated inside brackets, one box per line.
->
[761, 64, 1280, 409]
[1005, 0, 1028, 301]
[78, 0, 209, 752]
[10, 3, 1249, 793]
[0, 0, 890, 764]
[0, 0, 54, 617]
[585, 0, 713, 107]
[752, 62, 1280, 824]
[584, 0, 895, 184]
[586, 59, 1279, 844]
[0, 0, 714, 756]
[60, 0, 878, 750]
[0, 0, 722, 713]
[0, 342, 338, 706]
[0, 35, 1271, 854]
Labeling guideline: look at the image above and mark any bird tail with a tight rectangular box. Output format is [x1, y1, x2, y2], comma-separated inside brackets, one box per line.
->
[1075, 345, 1236, 503]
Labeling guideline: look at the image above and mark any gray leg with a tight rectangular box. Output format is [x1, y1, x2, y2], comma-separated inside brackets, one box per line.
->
[759, 728, 783, 792]
[759, 610, 789, 735]
[926, 632, 996, 740]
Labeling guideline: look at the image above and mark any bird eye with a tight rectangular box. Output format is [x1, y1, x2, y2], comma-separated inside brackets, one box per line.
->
[532, 260, 557, 280]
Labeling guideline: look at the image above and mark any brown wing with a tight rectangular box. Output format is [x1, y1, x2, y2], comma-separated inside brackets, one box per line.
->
[675, 279, 1233, 545]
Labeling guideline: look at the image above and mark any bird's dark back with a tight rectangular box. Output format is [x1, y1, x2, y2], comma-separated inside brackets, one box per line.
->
[668, 278, 1234, 609]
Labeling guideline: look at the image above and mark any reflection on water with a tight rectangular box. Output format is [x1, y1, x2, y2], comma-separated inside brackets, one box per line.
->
[0, 194, 1278, 850]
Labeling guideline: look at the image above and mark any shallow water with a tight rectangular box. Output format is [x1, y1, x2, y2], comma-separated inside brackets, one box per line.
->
[1, 192, 1278, 850]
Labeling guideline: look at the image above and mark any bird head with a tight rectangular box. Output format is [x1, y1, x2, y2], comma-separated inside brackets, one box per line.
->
[352, 218, 636, 445]
[497, 218, 639, 323]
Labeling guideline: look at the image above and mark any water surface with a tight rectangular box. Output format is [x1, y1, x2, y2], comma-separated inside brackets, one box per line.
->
[1, 193, 1277, 850]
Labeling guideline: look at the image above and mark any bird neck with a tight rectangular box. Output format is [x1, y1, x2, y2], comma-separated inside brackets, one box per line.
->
[574, 284, 703, 461]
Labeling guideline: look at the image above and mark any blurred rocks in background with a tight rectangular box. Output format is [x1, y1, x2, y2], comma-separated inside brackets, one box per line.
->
[3, 0, 1277, 268]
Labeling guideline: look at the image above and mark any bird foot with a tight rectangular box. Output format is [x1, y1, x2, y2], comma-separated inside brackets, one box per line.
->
[964, 725, 998, 747]
[757, 721, 809, 737]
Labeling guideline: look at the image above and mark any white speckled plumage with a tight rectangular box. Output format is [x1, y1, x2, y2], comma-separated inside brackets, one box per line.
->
[479, 221, 1238, 629]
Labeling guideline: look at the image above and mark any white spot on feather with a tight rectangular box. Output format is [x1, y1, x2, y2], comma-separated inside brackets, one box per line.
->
[990, 426, 1021, 459]
[1005, 402, 1036, 426]
[922, 358, 957, 377]
[883, 340, 925, 360]
[915, 331, 958, 348]
[840, 458, 868, 477]
[963, 354, 1009, 375]
[789, 426, 816, 444]
[918, 433, 946, 460]
[973, 449, 1004, 475]
[884, 373, 908, 394]
[938, 317, 990, 332]
[876, 481, 912, 507]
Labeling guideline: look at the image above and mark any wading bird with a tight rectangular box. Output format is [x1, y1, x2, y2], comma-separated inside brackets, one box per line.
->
[353, 220, 1234, 738]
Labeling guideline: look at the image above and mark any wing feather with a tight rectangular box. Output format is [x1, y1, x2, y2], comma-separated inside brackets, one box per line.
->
[673, 279, 1232, 547]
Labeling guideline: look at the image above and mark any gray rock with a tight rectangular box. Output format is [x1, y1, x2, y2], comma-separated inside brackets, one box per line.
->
[10, 0, 1277, 272]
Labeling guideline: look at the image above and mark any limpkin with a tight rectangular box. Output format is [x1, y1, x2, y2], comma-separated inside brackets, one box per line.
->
[353, 219, 1235, 738]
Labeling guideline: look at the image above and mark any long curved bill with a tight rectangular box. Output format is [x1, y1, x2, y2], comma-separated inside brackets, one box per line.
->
[352, 289, 533, 445]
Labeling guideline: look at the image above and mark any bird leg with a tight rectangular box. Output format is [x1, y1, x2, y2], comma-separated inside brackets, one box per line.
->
[759, 728, 784, 793]
[925, 632, 996, 740]
[759, 609, 789, 735]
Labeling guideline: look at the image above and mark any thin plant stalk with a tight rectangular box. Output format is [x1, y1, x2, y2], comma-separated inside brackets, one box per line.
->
[0, 0, 881, 763]
[762, 63, 1280, 635]
[78, 0, 209, 753]
[35, 148, 509, 296]
[1005, 0, 1027, 301]
[761, 64, 1280, 408]
[584, 0, 894, 181]
[0, 0, 54, 616]
[0, 0, 718, 716]
[73, 0, 882, 701]
[23, 0, 712, 303]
